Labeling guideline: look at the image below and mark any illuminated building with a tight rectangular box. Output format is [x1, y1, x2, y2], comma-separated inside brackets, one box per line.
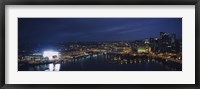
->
[144, 38, 149, 44]
[137, 46, 148, 53]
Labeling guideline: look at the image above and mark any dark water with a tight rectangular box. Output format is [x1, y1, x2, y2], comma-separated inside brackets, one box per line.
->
[18, 55, 182, 71]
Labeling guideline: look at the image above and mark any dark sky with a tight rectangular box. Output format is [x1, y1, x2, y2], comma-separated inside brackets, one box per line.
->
[18, 18, 182, 44]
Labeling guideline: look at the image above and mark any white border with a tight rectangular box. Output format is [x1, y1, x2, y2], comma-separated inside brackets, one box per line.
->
[5, 5, 195, 84]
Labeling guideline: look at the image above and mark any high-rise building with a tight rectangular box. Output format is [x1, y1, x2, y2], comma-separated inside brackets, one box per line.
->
[171, 33, 176, 44]
[160, 32, 165, 39]
[144, 38, 149, 44]
[161, 32, 171, 44]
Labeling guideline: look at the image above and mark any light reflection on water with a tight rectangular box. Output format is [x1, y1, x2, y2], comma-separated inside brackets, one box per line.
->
[27, 63, 61, 71]
[55, 64, 61, 71]
[19, 55, 181, 71]
[49, 64, 54, 71]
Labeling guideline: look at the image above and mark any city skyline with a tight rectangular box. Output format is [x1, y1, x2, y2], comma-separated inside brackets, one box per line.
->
[18, 18, 182, 71]
[18, 18, 182, 44]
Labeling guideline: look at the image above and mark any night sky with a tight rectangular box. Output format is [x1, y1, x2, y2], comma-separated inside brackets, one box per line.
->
[18, 18, 182, 44]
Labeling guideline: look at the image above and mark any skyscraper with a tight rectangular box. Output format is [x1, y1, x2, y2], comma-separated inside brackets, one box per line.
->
[171, 33, 176, 44]
[160, 32, 165, 39]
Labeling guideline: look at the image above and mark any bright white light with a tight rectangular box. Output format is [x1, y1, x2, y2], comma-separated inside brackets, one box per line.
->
[43, 51, 59, 60]
[54, 64, 61, 71]
[49, 63, 54, 71]
[47, 63, 60, 71]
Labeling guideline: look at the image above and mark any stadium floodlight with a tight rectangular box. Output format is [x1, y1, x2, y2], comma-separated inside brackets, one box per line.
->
[43, 50, 59, 60]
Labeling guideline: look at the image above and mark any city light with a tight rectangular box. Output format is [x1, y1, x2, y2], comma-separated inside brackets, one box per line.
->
[43, 51, 59, 60]
[18, 18, 182, 71]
